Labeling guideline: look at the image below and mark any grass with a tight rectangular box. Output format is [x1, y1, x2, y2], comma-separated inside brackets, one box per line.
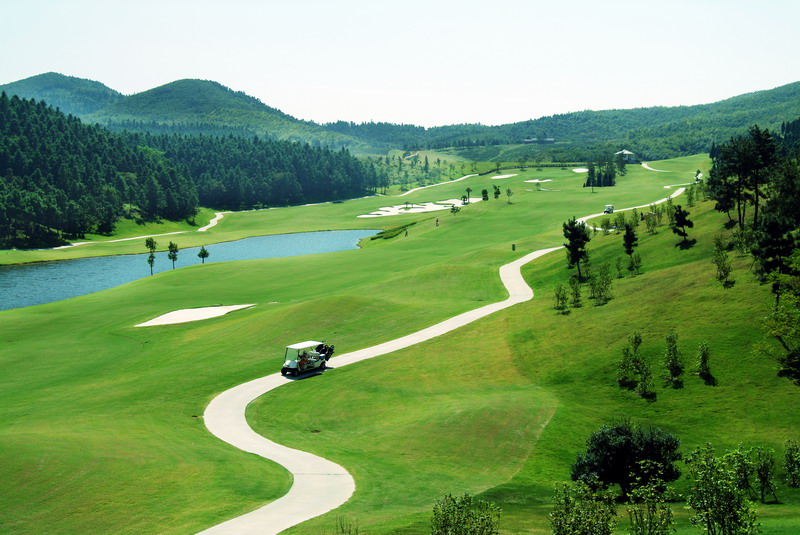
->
[2, 154, 798, 533]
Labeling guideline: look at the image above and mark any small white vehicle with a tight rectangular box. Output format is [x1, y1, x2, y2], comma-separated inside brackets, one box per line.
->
[281, 341, 335, 377]
[603, 204, 614, 214]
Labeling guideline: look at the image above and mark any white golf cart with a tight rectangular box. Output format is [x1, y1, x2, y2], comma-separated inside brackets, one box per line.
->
[280, 341, 335, 377]
[603, 204, 614, 214]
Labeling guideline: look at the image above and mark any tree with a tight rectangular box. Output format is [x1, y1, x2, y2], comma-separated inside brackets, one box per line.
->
[712, 235, 733, 284]
[430, 493, 500, 535]
[481, 189, 489, 201]
[663, 332, 684, 388]
[493, 184, 500, 199]
[167, 241, 179, 269]
[563, 217, 591, 280]
[569, 275, 582, 307]
[550, 482, 616, 535]
[754, 252, 800, 384]
[553, 283, 568, 312]
[465, 187, 472, 204]
[571, 421, 681, 499]
[628, 252, 643, 276]
[450, 205, 461, 216]
[671, 205, 693, 243]
[626, 467, 675, 535]
[696, 340, 715, 385]
[623, 223, 638, 256]
[198, 245, 210, 264]
[686, 444, 760, 535]
[784, 439, 800, 487]
[505, 187, 513, 204]
[145, 237, 158, 275]
[751, 446, 778, 503]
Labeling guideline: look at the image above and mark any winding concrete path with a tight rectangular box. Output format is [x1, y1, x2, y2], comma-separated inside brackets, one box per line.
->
[199, 245, 562, 534]
[200, 176, 694, 534]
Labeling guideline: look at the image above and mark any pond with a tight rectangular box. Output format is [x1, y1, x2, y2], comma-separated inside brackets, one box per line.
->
[0, 230, 375, 311]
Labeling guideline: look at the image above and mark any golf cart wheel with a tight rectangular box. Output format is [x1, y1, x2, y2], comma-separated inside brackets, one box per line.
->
[320, 361, 326, 370]
[291, 369, 299, 377]
[281, 368, 288, 376]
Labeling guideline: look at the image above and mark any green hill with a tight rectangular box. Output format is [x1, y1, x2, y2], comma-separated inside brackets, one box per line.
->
[0, 72, 124, 115]
[326, 81, 800, 159]
[83, 79, 374, 152]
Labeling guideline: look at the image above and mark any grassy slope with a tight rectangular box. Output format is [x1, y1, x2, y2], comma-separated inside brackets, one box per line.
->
[2, 155, 797, 533]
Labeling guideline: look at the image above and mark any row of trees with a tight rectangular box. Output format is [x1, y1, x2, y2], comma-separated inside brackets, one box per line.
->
[583, 153, 626, 189]
[707, 121, 800, 383]
[144, 238, 209, 273]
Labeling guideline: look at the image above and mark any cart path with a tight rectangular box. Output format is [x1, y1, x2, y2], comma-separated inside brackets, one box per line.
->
[199, 178, 692, 534]
[198, 245, 563, 535]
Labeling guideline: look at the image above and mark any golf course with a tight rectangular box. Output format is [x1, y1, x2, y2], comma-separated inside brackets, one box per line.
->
[1, 155, 799, 534]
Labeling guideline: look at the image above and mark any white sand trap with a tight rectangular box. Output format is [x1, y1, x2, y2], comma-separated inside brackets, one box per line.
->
[524, 179, 553, 183]
[491, 174, 517, 179]
[136, 304, 254, 327]
[358, 198, 481, 218]
[572, 168, 588, 173]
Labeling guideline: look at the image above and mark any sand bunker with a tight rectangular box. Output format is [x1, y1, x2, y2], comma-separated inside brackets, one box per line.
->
[136, 304, 254, 327]
[491, 174, 517, 179]
[358, 198, 482, 218]
[572, 168, 588, 173]
[524, 179, 553, 184]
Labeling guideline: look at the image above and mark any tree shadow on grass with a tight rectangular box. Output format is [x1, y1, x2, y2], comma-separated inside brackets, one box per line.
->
[722, 279, 736, 289]
[675, 239, 697, 250]
[700, 372, 718, 386]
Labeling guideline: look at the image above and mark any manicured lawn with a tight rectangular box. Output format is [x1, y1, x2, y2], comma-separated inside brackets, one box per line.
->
[3, 154, 797, 533]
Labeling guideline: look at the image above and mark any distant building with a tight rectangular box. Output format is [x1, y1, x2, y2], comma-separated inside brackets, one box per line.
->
[615, 149, 637, 163]
[523, 138, 556, 144]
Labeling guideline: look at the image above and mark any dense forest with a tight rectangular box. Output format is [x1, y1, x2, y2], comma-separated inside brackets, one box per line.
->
[0, 93, 378, 248]
[0, 92, 196, 247]
[122, 132, 381, 209]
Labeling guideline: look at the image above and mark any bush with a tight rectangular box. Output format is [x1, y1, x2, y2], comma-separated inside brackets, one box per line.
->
[430, 493, 500, 535]
[550, 482, 616, 535]
[571, 420, 681, 498]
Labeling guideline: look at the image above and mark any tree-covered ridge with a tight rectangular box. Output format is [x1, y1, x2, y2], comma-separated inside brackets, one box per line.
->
[0, 92, 196, 247]
[0, 72, 124, 116]
[323, 81, 800, 159]
[123, 132, 380, 209]
[83, 79, 374, 153]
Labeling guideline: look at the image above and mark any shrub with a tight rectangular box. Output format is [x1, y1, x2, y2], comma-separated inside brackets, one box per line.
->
[430, 493, 500, 535]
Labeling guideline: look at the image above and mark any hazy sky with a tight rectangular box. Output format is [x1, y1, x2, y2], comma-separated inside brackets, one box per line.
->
[2, 0, 799, 127]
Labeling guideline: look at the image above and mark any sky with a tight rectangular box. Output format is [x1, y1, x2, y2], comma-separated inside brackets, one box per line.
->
[2, 0, 799, 127]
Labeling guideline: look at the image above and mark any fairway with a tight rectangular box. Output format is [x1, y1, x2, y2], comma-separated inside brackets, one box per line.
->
[2, 155, 799, 534]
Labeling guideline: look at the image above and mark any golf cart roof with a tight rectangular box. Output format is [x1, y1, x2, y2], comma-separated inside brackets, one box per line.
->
[286, 341, 323, 350]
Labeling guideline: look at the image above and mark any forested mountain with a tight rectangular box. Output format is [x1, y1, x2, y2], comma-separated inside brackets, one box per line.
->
[82, 79, 375, 153]
[0, 92, 196, 247]
[0, 72, 124, 116]
[0, 92, 378, 248]
[324, 82, 800, 159]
